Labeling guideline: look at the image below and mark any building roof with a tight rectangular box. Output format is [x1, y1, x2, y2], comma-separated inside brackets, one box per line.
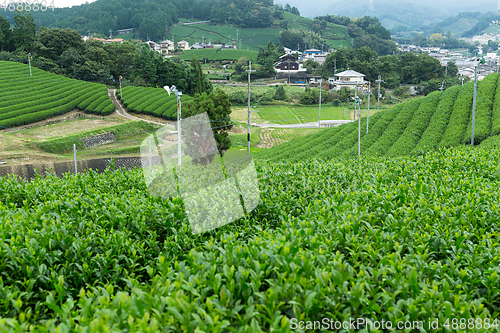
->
[279, 54, 297, 59]
[160, 39, 174, 44]
[334, 70, 365, 77]
[304, 48, 321, 53]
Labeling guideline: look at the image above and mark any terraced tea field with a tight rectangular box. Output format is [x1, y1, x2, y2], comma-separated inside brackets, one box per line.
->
[257, 74, 500, 161]
[169, 12, 350, 53]
[0, 62, 114, 129]
[0, 147, 499, 331]
[118, 86, 193, 120]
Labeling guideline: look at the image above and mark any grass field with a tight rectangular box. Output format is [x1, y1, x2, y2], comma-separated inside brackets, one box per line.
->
[256, 104, 378, 124]
[0, 117, 161, 164]
[176, 49, 258, 62]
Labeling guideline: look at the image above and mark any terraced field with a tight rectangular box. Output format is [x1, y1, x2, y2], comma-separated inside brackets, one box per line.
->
[0, 61, 114, 129]
[118, 86, 193, 120]
[257, 74, 500, 161]
[169, 12, 350, 53]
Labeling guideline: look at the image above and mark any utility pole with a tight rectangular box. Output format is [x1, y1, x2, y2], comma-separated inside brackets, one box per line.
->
[471, 63, 478, 146]
[318, 79, 323, 127]
[246, 61, 256, 155]
[119, 75, 123, 98]
[164, 86, 182, 166]
[375, 75, 384, 113]
[357, 95, 361, 157]
[27, 53, 32, 77]
[471, 57, 485, 146]
[366, 81, 371, 134]
[439, 81, 445, 92]
[354, 79, 359, 121]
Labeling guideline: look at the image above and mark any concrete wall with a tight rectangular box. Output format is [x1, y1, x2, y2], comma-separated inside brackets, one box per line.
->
[0, 156, 163, 181]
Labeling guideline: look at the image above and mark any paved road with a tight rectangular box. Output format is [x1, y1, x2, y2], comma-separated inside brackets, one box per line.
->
[251, 120, 353, 129]
[108, 89, 168, 126]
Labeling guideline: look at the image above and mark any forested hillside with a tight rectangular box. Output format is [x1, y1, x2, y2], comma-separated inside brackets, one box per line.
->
[0, 0, 279, 41]
[257, 74, 500, 161]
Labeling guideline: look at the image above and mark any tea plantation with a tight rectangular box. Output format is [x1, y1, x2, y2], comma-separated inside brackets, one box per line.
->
[256, 74, 500, 162]
[0, 62, 114, 129]
[0, 146, 500, 331]
[118, 86, 193, 120]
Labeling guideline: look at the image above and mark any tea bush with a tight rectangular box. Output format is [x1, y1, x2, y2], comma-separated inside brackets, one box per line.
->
[0, 148, 499, 331]
[0, 61, 112, 129]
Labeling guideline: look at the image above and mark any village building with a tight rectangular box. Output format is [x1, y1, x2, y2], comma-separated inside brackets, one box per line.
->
[330, 69, 365, 89]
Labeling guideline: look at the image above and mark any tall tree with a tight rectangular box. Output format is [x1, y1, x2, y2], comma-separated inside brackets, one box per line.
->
[0, 16, 14, 52]
[36, 27, 85, 61]
[12, 10, 36, 52]
[182, 89, 233, 161]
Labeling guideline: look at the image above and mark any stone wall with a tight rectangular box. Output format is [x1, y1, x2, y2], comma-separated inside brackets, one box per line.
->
[81, 132, 116, 148]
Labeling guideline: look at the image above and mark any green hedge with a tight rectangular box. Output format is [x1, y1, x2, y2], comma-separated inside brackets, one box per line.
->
[387, 91, 442, 156]
[462, 74, 498, 145]
[438, 82, 474, 148]
[343, 106, 399, 156]
[101, 103, 116, 116]
[85, 95, 111, 114]
[490, 76, 500, 137]
[412, 85, 460, 153]
[365, 100, 421, 156]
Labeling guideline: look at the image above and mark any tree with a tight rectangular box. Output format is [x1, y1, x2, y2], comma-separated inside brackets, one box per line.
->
[291, 6, 300, 16]
[0, 16, 14, 52]
[488, 40, 499, 52]
[59, 47, 83, 69]
[12, 10, 36, 52]
[274, 85, 287, 100]
[191, 55, 210, 95]
[37, 27, 86, 61]
[446, 61, 458, 78]
[182, 89, 233, 161]
[255, 41, 283, 79]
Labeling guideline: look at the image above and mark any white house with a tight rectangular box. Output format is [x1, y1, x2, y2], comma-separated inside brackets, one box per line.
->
[146, 41, 160, 52]
[331, 70, 365, 89]
[177, 40, 189, 51]
[159, 40, 175, 54]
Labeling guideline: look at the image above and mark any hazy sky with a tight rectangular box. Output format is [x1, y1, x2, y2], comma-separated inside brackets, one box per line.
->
[55, 0, 98, 8]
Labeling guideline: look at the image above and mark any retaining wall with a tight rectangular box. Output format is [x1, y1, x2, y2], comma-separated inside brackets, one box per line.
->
[0, 156, 163, 181]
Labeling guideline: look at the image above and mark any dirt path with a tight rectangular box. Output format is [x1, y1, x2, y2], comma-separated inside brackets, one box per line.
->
[108, 89, 167, 126]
